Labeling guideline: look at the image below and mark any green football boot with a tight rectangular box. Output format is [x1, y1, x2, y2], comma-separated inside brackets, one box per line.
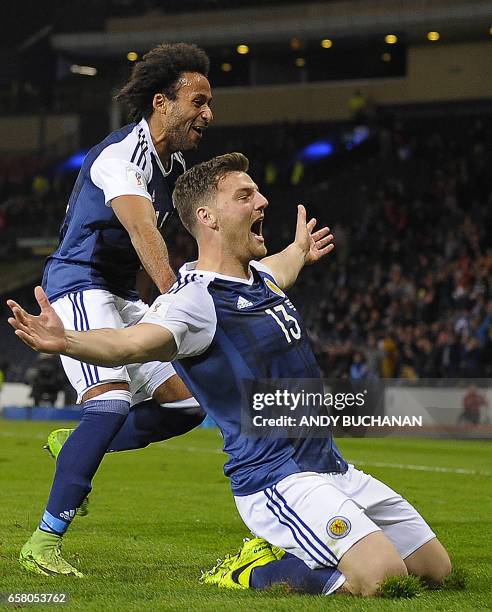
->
[19, 528, 83, 577]
[271, 544, 286, 560]
[200, 537, 277, 589]
[44, 428, 74, 459]
[44, 428, 89, 517]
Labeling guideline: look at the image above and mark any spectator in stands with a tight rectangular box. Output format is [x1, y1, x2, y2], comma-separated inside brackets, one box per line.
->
[25, 354, 65, 407]
[350, 351, 369, 380]
[347, 89, 369, 124]
[458, 385, 488, 425]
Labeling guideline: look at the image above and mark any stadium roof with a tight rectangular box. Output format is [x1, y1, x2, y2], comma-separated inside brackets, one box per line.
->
[51, 0, 492, 56]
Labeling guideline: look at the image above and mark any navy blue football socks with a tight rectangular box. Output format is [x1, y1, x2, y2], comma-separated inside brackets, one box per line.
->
[107, 399, 205, 452]
[40, 399, 129, 535]
[251, 557, 344, 595]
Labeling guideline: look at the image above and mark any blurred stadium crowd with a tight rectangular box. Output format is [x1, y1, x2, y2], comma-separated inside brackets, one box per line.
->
[293, 112, 492, 380]
[0, 108, 491, 382]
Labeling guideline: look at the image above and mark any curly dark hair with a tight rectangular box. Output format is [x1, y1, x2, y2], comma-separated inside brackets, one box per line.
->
[173, 152, 249, 236]
[115, 42, 210, 122]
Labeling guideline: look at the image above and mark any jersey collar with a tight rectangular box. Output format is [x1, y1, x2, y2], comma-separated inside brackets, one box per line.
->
[182, 261, 255, 285]
[137, 118, 175, 177]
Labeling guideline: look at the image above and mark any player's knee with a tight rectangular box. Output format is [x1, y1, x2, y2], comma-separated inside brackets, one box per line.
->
[346, 555, 408, 597]
[182, 406, 206, 430]
[153, 375, 192, 404]
[340, 531, 408, 597]
[422, 548, 452, 585]
[405, 539, 452, 586]
[432, 554, 452, 585]
[155, 404, 205, 437]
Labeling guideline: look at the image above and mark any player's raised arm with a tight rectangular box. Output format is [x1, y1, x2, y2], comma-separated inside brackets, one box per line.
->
[7, 286, 177, 366]
[111, 194, 176, 294]
[261, 205, 334, 290]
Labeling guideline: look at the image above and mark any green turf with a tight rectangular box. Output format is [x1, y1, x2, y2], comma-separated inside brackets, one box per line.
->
[0, 421, 490, 611]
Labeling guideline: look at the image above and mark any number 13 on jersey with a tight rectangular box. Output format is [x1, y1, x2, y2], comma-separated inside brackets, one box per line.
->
[265, 304, 302, 343]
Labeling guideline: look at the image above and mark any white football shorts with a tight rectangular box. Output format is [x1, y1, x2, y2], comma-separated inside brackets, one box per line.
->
[52, 289, 176, 403]
[234, 465, 436, 569]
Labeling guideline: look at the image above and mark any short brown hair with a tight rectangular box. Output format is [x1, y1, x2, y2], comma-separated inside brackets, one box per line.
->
[116, 42, 210, 122]
[173, 152, 249, 236]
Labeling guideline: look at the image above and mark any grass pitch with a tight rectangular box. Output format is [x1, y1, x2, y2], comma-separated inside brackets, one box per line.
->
[0, 421, 490, 611]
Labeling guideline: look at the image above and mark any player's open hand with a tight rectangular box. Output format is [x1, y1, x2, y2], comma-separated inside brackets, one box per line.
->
[294, 204, 334, 265]
[7, 286, 67, 354]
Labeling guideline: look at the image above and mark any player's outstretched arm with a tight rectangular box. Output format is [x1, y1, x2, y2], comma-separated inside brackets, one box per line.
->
[7, 286, 177, 366]
[261, 205, 334, 290]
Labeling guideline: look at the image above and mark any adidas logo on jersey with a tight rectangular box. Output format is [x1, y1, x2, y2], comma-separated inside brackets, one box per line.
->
[59, 509, 76, 521]
[237, 296, 253, 310]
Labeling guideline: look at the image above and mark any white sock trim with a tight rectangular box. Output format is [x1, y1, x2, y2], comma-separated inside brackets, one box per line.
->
[160, 397, 200, 410]
[86, 390, 132, 403]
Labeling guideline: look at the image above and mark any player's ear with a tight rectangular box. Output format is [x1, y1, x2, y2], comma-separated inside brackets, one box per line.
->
[152, 93, 168, 115]
[196, 206, 218, 230]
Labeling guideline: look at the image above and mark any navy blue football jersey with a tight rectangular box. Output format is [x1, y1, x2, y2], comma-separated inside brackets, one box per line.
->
[142, 261, 348, 495]
[43, 119, 185, 301]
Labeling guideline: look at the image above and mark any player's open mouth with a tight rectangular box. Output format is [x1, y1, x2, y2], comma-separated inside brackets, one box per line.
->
[191, 125, 206, 138]
[250, 218, 264, 243]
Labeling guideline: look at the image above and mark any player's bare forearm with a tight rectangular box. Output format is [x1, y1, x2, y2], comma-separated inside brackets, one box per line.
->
[262, 205, 334, 290]
[64, 324, 176, 366]
[262, 243, 306, 290]
[111, 195, 176, 294]
[131, 224, 176, 294]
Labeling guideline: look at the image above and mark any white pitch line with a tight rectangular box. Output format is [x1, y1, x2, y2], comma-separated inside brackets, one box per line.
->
[350, 459, 491, 477]
[158, 443, 223, 454]
[160, 444, 491, 477]
[1, 432, 489, 477]
[0, 431, 47, 440]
